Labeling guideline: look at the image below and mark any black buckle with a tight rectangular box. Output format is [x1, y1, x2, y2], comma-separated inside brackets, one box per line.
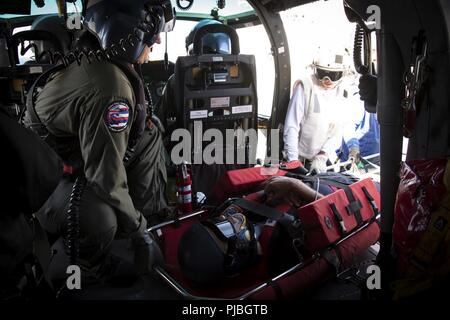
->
[330, 203, 347, 235]
[28, 123, 50, 140]
[362, 186, 379, 217]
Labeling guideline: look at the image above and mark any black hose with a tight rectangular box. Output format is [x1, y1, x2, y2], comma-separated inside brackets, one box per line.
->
[64, 176, 86, 265]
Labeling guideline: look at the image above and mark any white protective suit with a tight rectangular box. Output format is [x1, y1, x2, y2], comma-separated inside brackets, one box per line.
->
[283, 74, 349, 163]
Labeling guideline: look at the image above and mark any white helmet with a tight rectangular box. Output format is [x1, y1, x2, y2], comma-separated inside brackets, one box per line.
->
[312, 47, 350, 84]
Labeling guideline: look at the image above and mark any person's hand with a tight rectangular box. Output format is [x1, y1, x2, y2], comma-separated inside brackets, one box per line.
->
[345, 147, 361, 173]
[130, 217, 165, 275]
[348, 147, 361, 164]
[310, 154, 328, 174]
[359, 74, 377, 107]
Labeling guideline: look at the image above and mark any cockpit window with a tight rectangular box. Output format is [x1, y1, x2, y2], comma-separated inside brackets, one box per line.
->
[176, 0, 254, 17]
[0, 1, 82, 19]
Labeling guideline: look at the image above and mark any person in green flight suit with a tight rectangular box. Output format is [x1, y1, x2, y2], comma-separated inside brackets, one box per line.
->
[24, 0, 175, 279]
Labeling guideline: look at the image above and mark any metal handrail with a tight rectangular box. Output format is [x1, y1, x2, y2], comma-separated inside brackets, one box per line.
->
[147, 210, 207, 233]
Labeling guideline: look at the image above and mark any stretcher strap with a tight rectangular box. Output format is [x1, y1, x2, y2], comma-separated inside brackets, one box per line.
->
[306, 176, 364, 226]
[233, 198, 293, 224]
[322, 249, 341, 273]
[361, 186, 379, 217]
[233, 199, 304, 241]
[343, 188, 364, 226]
[329, 203, 347, 235]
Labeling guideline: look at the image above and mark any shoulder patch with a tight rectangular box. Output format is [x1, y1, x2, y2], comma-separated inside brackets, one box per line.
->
[104, 102, 130, 132]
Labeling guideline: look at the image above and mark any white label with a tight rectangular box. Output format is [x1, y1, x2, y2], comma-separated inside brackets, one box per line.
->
[190, 110, 208, 119]
[212, 56, 223, 62]
[232, 105, 252, 114]
[265, 219, 277, 227]
[178, 194, 192, 203]
[211, 97, 230, 108]
[29, 66, 43, 74]
[278, 46, 285, 54]
[179, 185, 192, 193]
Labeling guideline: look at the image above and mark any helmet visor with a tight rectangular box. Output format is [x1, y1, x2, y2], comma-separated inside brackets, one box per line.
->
[160, 5, 176, 33]
[315, 68, 343, 82]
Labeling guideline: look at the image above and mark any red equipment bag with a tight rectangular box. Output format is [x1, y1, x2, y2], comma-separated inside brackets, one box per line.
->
[212, 166, 288, 203]
[392, 159, 447, 274]
[245, 177, 380, 251]
[298, 178, 380, 250]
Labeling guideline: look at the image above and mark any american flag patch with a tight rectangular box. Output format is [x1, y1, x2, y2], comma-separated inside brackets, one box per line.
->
[105, 102, 130, 132]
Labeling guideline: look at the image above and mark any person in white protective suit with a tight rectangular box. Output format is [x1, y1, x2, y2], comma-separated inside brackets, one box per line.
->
[283, 48, 353, 173]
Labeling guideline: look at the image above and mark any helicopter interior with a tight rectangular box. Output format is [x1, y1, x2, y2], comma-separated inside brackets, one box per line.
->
[0, 0, 449, 301]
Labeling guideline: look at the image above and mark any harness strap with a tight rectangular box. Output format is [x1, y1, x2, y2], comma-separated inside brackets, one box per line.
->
[322, 249, 341, 273]
[302, 176, 364, 225]
[233, 198, 304, 241]
[343, 187, 364, 225]
[234, 198, 294, 224]
[361, 186, 379, 217]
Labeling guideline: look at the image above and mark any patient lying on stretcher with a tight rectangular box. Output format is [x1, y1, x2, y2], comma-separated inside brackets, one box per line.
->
[263, 176, 324, 207]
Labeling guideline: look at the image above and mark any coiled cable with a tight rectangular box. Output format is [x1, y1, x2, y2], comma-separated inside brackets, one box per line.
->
[353, 24, 369, 75]
[17, 7, 161, 68]
[64, 176, 86, 266]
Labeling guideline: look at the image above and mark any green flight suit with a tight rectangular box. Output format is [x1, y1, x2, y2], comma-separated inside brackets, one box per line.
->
[26, 59, 167, 268]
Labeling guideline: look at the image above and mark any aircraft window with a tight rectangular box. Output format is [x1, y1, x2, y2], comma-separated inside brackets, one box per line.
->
[236, 24, 274, 118]
[149, 20, 198, 62]
[12, 26, 34, 65]
[176, 0, 254, 17]
[0, 1, 82, 19]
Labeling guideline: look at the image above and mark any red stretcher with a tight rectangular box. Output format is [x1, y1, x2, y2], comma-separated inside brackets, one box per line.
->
[148, 173, 381, 300]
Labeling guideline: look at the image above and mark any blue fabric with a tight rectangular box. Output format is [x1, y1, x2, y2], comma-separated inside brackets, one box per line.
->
[338, 112, 380, 161]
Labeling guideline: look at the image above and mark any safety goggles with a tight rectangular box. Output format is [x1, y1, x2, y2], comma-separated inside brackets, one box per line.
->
[315, 68, 344, 82]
